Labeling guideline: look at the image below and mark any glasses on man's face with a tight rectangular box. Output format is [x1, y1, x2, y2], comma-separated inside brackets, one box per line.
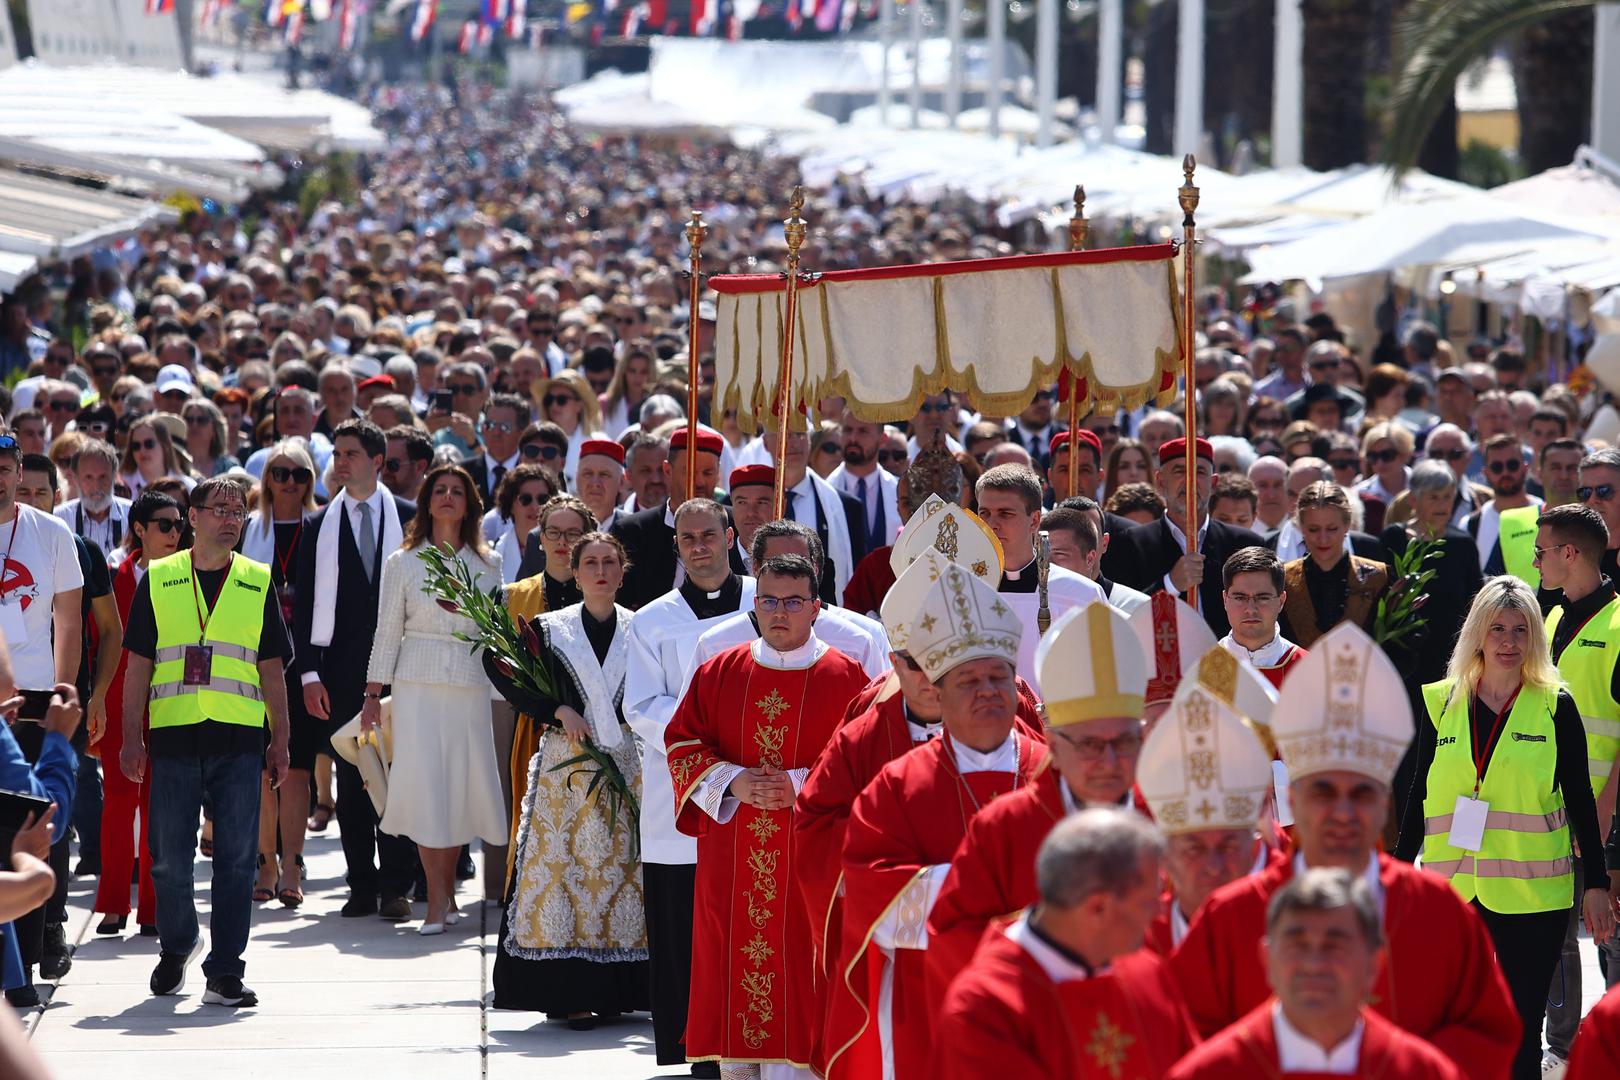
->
[1532, 542, 1572, 564]
[132, 437, 159, 451]
[482, 419, 515, 434]
[544, 394, 578, 409]
[877, 449, 908, 465]
[148, 517, 183, 535]
[542, 526, 584, 543]
[199, 505, 246, 522]
[1430, 448, 1470, 463]
[1579, 484, 1618, 503]
[756, 595, 813, 614]
[48, 400, 78, 414]
[817, 443, 842, 456]
[1310, 360, 1339, 373]
[1056, 729, 1143, 761]
[521, 443, 562, 462]
[1226, 591, 1279, 609]
[916, 401, 953, 415]
[1487, 458, 1522, 475]
[384, 457, 405, 473]
[447, 383, 479, 396]
[1366, 448, 1400, 465]
[269, 465, 313, 485]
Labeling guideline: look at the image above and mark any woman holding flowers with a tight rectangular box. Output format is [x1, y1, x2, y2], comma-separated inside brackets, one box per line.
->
[362, 464, 507, 936]
[487, 531, 648, 1025]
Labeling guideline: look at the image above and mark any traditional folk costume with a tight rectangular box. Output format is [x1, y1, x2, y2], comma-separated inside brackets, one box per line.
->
[666, 635, 871, 1076]
[1219, 630, 1307, 690]
[827, 564, 1045, 1080]
[1169, 624, 1520, 1080]
[1165, 1002, 1465, 1080]
[490, 603, 647, 1015]
[935, 916, 1198, 1079]
[625, 573, 757, 1067]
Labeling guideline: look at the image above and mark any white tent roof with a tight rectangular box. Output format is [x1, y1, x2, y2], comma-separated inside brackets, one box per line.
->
[1491, 149, 1620, 224]
[0, 250, 36, 295]
[0, 167, 176, 260]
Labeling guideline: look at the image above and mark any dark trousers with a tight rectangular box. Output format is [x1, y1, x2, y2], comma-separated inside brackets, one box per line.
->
[73, 753, 102, 862]
[1474, 901, 1569, 1080]
[643, 861, 696, 1066]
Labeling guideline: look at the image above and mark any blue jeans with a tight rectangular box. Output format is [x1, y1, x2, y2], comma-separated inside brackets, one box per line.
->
[148, 752, 262, 980]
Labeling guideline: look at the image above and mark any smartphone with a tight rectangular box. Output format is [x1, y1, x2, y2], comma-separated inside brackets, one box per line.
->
[13, 689, 55, 723]
[430, 389, 454, 414]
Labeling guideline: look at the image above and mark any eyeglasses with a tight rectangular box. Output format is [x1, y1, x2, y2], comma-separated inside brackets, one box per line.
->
[1309, 359, 1340, 371]
[877, 449, 908, 464]
[1533, 542, 1572, 563]
[1226, 591, 1279, 608]
[1328, 458, 1359, 471]
[515, 491, 552, 507]
[817, 443, 842, 456]
[481, 419, 515, 433]
[184, 414, 212, 427]
[148, 518, 182, 535]
[521, 443, 562, 461]
[1429, 449, 1470, 463]
[1487, 458, 1523, 475]
[1367, 448, 1401, 465]
[48, 400, 78, 413]
[541, 526, 584, 542]
[916, 401, 953, 415]
[544, 394, 578, 409]
[447, 383, 480, 396]
[269, 465, 313, 484]
[756, 595, 814, 613]
[132, 437, 160, 451]
[1055, 729, 1143, 761]
[92, 364, 121, 378]
[1579, 484, 1618, 503]
[384, 457, 405, 473]
[199, 505, 246, 522]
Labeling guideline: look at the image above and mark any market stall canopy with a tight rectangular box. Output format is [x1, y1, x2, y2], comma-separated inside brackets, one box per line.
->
[0, 250, 37, 294]
[1490, 147, 1620, 226]
[0, 167, 176, 260]
[711, 245, 1181, 430]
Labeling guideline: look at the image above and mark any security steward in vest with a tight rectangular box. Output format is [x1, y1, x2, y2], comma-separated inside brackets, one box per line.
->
[1533, 503, 1620, 1062]
[119, 476, 292, 1010]
[1413, 575, 1612, 1080]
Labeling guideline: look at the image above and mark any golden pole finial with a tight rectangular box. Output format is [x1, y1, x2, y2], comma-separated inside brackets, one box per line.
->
[1177, 154, 1201, 609]
[774, 185, 809, 519]
[1068, 184, 1089, 252]
[683, 210, 707, 504]
[1064, 182, 1089, 498]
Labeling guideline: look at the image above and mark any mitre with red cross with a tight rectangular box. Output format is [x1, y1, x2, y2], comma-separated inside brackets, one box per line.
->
[1270, 622, 1412, 787]
[888, 493, 1004, 584]
[1128, 593, 1218, 707]
[1137, 679, 1273, 835]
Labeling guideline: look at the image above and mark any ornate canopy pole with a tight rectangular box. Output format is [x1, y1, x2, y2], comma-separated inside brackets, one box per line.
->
[1179, 155, 1202, 609]
[684, 210, 707, 503]
[1066, 185, 1089, 499]
[773, 187, 809, 520]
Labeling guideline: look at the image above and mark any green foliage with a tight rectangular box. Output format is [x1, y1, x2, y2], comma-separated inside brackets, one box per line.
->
[296, 154, 360, 220]
[1459, 138, 1522, 189]
[1373, 534, 1444, 649]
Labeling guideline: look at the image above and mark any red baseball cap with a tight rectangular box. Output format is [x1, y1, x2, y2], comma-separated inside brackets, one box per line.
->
[357, 374, 395, 392]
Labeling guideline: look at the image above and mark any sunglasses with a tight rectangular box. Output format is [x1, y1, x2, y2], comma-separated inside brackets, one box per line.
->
[515, 492, 550, 507]
[82, 421, 111, 435]
[817, 443, 842, 455]
[447, 383, 480, 396]
[1366, 448, 1401, 465]
[521, 443, 563, 461]
[270, 465, 313, 484]
[1579, 484, 1618, 503]
[132, 437, 160, 451]
[147, 517, 183, 535]
[1429, 449, 1470, 463]
[877, 449, 908, 464]
[1329, 458, 1360, 471]
[1487, 458, 1522, 475]
[48, 400, 79, 413]
[91, 363, 120, 377]
[0, 435, 16, 451]
[384, 457, 406, 473]
[185, 414, 212, 427]
[481, 419, 515, 433]
[544, 394, 578, 408]
[916, 401, 953, 415]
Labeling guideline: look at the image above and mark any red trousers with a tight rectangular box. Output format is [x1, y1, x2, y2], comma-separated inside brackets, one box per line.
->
[92, 720, 155, 923]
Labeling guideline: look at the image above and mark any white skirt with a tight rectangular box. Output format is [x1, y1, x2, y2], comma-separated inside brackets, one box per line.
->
[380, 681, 510, 849]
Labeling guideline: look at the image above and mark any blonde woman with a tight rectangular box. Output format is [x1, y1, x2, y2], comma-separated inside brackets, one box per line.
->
[119, 414, 195, 498]
[1278, 481, 1388, 648]
[183, 398, 241, 477]
[1403, 577, 1613, 1080]
[534, 369, 605, 486]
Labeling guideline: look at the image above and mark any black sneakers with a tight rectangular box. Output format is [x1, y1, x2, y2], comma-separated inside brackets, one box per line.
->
[40, 923, 72, 979]
[201, 976, 258, 1008]
[149, 938, 204, 996]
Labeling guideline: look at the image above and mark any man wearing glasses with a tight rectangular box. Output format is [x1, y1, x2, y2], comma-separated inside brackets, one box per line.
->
[1577, 448, 1620, 586]
[55, 440, 131, 563]
[524, 305, 567, 376]
[381, 426, 434, 503]
[1003, 386, 1062, 470]
[426, 361, 488, 458]
[906, 392, 964, 460]
[1463, 433, 1543, 585]
[457, 393, 531, 505]
[1219, 546, 1306, 689]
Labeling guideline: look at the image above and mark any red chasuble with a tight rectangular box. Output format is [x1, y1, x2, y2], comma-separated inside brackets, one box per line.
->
[1165, 1002, 1464, 1080]
[826, 730, 1047, 1080]
[935, 929, 1198, 1079]
[843, 668, 1047, 729]
[1254, 644, 1307, 690]
[1170, 854, 1519, 1080]
[666, 641, 871, 1069]
[1568, 983, 1620, 1080]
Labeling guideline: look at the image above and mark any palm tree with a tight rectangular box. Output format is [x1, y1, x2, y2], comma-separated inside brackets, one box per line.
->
[1384, 0, 1611, 177]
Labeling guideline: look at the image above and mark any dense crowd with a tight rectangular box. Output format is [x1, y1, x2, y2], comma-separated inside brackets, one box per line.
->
[1, 78, 1619, 1080]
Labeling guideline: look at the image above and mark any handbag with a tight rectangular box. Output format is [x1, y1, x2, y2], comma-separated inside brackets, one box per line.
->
[331, 697, 393, 817]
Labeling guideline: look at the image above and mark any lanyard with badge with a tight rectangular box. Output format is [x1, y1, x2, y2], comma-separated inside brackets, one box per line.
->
[185, 554, 232, 686]
[1449, 684, 1521, 853]
[0, 511, 24, 644]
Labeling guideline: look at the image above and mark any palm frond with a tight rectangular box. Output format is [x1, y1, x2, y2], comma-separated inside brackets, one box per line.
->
[1383, 0, 1604, 177]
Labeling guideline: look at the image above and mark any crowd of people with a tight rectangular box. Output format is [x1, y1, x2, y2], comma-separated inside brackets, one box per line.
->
[0, 78, 1619, 1080]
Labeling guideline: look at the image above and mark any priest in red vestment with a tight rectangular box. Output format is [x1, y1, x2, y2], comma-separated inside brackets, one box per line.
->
[666, 554, 873, 1078]
[1568, 983, 1620, 1080]
[935, 808, 1199, 1079]
[1217, 545, 1307, 690]
[826, 562, 1044, 1080]
[1169, 623, 1520, 1080]
[1167, 866, 1462, 1080]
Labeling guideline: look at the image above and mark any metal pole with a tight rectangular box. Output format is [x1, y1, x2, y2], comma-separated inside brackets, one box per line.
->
[1174, 0, 1204, 156]
[1178, 156, 1201, 609]
[684, 211, 707, 503]
[773, 188, 809, 520]
[1035, 0, 1057, 148]
[1097, 0, 1122, 144]
[1595, 6, 1620, 162]
[946, 0, 964, 125]
[879, 0, 894, 123]
[909, 0, 924, 129]
[987, 0, 1005, 138]
[1066, 186, 1089, 500]
[1272, 0, 1303, 167]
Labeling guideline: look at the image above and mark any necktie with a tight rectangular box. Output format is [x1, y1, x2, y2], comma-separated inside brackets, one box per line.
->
[491, 463, 506, 497]
[357, 500, 376, 581]
[786, 490, 797, 518]
[871, 478, 886, 544]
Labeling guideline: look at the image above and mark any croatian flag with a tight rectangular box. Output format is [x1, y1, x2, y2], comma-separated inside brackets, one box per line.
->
[285, 8, 305, 42]
[410, 0, 437, 41]
[457, 19, 477, 51]
[691, 0, 714, 35]
[337, 0, 360, 49]
[144, 0, 175, 14]
[506, 9, 526, 38]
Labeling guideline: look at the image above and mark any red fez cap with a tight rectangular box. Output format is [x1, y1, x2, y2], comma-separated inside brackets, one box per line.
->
[357, 374, 395, 392]
[1050, 428, 1102, 461]
[1157, 436, 1214, 464]
[671, 428, 725, 456]
[730, 465, 776, 489]
[579, 438, 626, 465]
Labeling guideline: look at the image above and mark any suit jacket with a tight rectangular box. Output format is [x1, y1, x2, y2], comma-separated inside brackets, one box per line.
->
[1104, 516, 1265, 638]
[293, 494, 417, 700]
[609, 501, 747, 612]
[1279, 553, 1391, 649]
[829, 464, 900, 548]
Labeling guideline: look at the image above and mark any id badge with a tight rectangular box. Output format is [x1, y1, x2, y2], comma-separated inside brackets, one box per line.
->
[183, 644, 213, 687]
[0, 598, 26, 647]
[1449, 795, 1490, 853]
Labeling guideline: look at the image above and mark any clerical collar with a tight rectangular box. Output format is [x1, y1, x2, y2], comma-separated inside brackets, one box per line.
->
[751, 632, 827, 671]
[680, 572, 742, 620]
[953, 728, 1019, 774]
[1220, 630, 1296, 668]
[1058, 781, 1133, 816]
[1272, 1001, 1364, 1074]
[1008, 912, 1099, 983]
[904, 706, 942, 743]
[1000, 556, 1039, 593]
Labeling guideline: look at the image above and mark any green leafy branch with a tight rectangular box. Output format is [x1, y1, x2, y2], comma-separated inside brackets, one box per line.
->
[1373, 535, 1443, 649]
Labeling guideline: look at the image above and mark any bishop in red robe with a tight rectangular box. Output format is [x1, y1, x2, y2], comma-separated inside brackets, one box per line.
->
[1167, 1002, 1463, 1079]
[1568, 982, 1620, 1080]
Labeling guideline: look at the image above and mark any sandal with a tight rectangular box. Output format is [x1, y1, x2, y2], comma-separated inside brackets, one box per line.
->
[307, 803, 335, 833]
[253, 854, 276, 903]
[278, 857, 304, 908]
[199, 836, 214, 859]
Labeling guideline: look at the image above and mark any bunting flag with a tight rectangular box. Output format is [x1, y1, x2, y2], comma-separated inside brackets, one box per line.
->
[410, 0, 437, 41]
[144, 0, 175, 13]
[285, 8, 305, 41]
[813, 0, 840, 32]
[200, 0, 226, 27]
[484, 0, 511, 18]
[337, 0, 360, 48]
[505, 9, 526, 38]
[691, 0, 714, 35]
[457, 19, 476, 50]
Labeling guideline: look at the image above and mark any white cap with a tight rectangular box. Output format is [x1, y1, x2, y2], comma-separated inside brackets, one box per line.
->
[155, 364, 195, 396]
[1035, 601, 1146, 727]
[905, 562, 1022, 683]
[1271, 623, 1413, 787]
[881, 548, 947, 652]
[1138, 680, 1274, 835]
[1129, 593, 1218, 706]
[888, 493, 1003, 586]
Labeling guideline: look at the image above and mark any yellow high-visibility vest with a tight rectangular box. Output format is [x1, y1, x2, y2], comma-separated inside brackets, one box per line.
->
[147, 551, 269, 731]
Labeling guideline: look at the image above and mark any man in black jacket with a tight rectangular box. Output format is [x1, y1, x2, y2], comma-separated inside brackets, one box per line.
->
[1103, 436, 1263, 639]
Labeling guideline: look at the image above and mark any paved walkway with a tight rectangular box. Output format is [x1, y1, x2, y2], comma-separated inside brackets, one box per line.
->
[29, 827, 679, 1080]
[25, 824, 1616, 1077]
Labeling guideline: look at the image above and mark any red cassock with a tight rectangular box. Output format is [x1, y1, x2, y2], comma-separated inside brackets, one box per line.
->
[1568, 982, 1620, 1080]
[826, 730, 1048, 1080]
[842, 545, 896, 618]
[666, 641, 871, 1069]
[1165, 1001, 1463, 1080]
[1169, 854, 1519, 1080]
[935, 928, 1198, 1079]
